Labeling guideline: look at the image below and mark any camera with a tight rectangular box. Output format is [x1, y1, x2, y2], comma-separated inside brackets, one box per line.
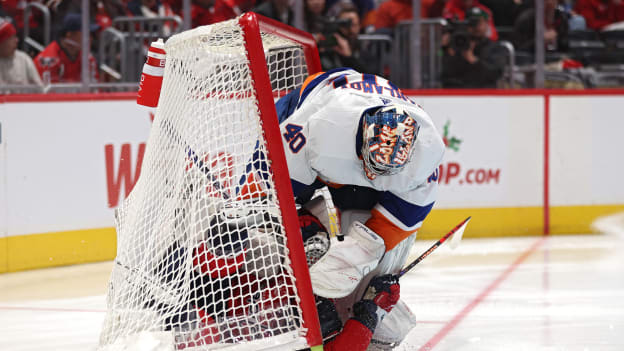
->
[445, 18, 479, 53]
[450, 30, 471, 53]
[317, 18, 352, 49]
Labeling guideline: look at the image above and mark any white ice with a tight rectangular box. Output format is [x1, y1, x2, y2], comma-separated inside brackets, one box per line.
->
[2, 218, 624, 350]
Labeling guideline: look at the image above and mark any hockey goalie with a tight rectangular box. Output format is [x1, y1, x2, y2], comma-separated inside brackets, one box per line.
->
[275, 67, 445, 349]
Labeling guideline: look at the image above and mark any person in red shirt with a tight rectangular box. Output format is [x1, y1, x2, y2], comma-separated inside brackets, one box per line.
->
[574, 0, 624, 30]
[443, 0, 498, 40]
[374, 0, 444, 30]
[191, 0, 237, 27]
[0, 0, 41, 32]
[34, 13, 99, 83]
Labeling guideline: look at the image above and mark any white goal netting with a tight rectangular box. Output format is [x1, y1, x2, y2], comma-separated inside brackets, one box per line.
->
[99, 17, 313, 351]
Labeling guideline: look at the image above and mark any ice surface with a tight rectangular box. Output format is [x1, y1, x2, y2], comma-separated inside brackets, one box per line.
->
[1, 229, 624, 350]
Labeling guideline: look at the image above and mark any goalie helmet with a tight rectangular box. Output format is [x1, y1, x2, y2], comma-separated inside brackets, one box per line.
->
[193, 218, 250, 279]
[298, 208, 330, 267]
[361, 105, 420, 180]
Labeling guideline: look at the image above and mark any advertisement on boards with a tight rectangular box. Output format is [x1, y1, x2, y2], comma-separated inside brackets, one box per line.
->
[0, 100, 151, 237]
[414, 96, 544, 209]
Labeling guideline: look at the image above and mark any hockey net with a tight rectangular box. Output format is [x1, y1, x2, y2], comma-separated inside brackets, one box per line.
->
[99, 14, 322, 351]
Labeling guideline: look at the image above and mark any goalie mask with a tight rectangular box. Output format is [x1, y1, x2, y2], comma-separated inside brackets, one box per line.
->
[298, 209, 330, 267]
[361, 105, 420, 180]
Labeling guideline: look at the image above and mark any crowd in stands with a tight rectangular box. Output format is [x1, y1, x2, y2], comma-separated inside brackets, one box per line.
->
[1, 0, 624, 92]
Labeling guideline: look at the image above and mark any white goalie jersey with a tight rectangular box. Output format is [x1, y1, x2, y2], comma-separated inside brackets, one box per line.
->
[276, 68, 445, 252]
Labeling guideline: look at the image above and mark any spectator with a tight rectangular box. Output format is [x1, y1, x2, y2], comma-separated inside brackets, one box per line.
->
[128, 0, 165, 17]
[326, 0, 375, 19]
[479, 0, 530, 27]
[514, 0, 569, 52]
[46, 1, 122, 46]
[34, 13, 99, 84]
[425, 0, 449, 18]
[252, 0, 294, 26]
[191, 0, 236, 27]
[319, 4, 371, 72]
[0, 18, 43, 92]
[443, 0, 498, 40]
[304, 0, 326, 34]
[373, 0, 442, 30]
[441, 7, 506, 88]
[95, 2, 114, 31]
[574, 0, 624, 30]
[558, 0, 587, 31]
[127, 0, 181, 34]
[0, 0, 43, 33]
[1, 0, 47, 53]
[222, 0, 257, 16]
[95, 0, 128, 31]
[45, 0, 79, 41]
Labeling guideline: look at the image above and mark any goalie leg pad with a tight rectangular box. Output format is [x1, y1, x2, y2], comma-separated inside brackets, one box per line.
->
[331, 233, 418, 325]
[368, 299, 417, 350]
[339, 209, 373, 236]
[376, 233, 417, 275]
[309, 221, 386, 298]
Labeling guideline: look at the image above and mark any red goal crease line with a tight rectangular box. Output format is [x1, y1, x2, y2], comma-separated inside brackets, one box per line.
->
[418, 236, 547, 351]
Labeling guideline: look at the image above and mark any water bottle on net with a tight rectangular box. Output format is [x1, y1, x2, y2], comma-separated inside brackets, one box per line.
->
[137, 38, 166, 108]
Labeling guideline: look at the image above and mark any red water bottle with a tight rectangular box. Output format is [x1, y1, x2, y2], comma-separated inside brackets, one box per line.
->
[137, 38, 166, 108]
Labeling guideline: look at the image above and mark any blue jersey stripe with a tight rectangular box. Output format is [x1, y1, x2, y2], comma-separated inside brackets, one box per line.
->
[275, 87, 301, 123]
[291, 179, 311, 198]
[363, 73, 376, 84]
[332, 74, 349, 88]
[379, 192, 434, 228]
[387, 79, 399, 90]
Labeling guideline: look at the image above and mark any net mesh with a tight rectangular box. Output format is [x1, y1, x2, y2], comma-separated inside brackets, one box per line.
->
[99, 18, 310, 350]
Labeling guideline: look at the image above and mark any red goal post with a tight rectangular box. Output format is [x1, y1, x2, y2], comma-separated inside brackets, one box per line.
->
[99, 12, 323, 351]
[239, 11, 324, 349]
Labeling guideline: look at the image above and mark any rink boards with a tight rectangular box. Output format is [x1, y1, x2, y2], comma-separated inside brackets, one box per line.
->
[1, 90, 623, 272]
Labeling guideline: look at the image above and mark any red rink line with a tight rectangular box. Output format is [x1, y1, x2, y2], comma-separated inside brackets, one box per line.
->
[0, 306, 105, 313]
[418, 236, 547, 351]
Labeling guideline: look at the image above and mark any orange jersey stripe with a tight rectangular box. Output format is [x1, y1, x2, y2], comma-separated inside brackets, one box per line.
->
[365, 208, 418, 251]
[316, 176, 345, 189]
[299, 72, 324, 97]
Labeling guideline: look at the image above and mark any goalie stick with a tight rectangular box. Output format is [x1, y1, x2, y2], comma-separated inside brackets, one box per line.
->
[316, 186, 343, 241]
[398, 216, 471, 278]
